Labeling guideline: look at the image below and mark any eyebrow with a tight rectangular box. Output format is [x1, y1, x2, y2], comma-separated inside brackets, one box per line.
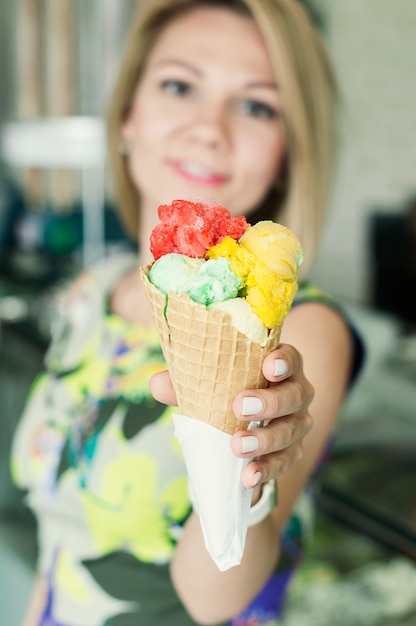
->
[153, 59, 279, 90]
[153, 59, 203, 76]
[246, 81, 278, 91]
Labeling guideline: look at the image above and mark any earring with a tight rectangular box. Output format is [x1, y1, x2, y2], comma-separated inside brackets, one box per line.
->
[118, 139, 131, 156]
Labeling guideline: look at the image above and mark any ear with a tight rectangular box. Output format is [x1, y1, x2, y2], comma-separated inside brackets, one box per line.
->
[121, 114, 135, 143]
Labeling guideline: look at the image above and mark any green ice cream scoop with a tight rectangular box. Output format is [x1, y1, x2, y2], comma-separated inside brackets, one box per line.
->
[149, 253, 242, 306]
[187, 257, 242, 306]
[148, 253, 204, 294]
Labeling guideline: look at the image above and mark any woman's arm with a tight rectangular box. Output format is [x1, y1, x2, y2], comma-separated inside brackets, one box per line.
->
[152, 301, 353, 624]
[272, 302, 353, 519]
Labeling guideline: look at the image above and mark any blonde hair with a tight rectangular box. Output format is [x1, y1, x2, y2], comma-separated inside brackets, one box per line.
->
[107, 0, 338, 274]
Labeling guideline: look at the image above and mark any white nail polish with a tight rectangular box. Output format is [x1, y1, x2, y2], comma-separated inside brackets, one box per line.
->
[274, 359, 287, 377]
[253, 471, 262, 487]
[241, 436, 259, 454]
[241, 397, 263, 416]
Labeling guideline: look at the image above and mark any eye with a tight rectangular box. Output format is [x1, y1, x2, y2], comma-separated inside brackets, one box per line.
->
[160, 79, 193, 97]
[239, 100, 278, 120]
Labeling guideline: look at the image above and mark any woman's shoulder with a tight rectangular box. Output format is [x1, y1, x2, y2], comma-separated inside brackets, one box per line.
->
[45, 252, 138, 373]
[68, 251, 138, 297]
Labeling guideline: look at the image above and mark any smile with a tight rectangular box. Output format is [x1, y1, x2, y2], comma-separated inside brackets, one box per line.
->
[172, 160, 226, 185]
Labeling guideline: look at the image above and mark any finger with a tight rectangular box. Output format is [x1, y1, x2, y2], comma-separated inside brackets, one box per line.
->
[261, 343, 302, 382]
[149, 371, 178, 406]
[231, 411, 313, 459]
[233, 376, 314, 423]
[240, 441, 305, 488]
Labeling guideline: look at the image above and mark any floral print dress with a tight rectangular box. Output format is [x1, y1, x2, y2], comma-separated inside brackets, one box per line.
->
[11, 253, 363, 626]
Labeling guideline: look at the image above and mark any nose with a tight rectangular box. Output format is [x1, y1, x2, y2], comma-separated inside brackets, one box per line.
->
[188, 101, 229, 149]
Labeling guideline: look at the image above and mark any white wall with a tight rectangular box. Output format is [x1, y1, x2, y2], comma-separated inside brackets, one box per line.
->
[309, 0, 416, 304]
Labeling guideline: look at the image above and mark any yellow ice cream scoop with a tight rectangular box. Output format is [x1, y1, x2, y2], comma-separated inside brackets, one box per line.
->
[245, 262, 298, 328]
[207, 221, 303, 328]
[207, 236, 254, 280]
[239, 220, 303, 280]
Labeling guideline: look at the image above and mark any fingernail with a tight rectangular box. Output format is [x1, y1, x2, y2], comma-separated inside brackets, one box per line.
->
[241, 435, 259, 454]
[252, 471, 262, 487]
[274, 359, 287, 377]
[241, 397, 263, 416]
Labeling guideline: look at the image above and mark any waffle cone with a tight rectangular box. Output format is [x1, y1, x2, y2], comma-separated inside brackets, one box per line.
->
[140, 266, 281, 435]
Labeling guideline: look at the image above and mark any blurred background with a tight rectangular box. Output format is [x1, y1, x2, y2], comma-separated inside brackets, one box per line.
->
[0, 1, 415, 625]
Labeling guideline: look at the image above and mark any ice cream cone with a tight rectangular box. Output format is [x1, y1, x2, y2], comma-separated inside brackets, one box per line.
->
[140, 265, 281, 435]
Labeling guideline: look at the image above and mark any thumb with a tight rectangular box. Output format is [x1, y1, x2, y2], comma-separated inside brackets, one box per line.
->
[149, 371, 178, 406]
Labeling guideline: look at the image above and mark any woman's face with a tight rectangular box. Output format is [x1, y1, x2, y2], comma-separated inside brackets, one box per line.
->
[122, 6, 286, 221]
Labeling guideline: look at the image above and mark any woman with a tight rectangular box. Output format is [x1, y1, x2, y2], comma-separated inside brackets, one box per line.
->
[13, 1, 362, 625]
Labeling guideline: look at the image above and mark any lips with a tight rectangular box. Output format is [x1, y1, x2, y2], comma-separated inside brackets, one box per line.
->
[172, 160, 227, 185]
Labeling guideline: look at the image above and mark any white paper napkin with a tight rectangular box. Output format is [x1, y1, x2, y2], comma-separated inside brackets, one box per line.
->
[173, 413, 258, 571]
